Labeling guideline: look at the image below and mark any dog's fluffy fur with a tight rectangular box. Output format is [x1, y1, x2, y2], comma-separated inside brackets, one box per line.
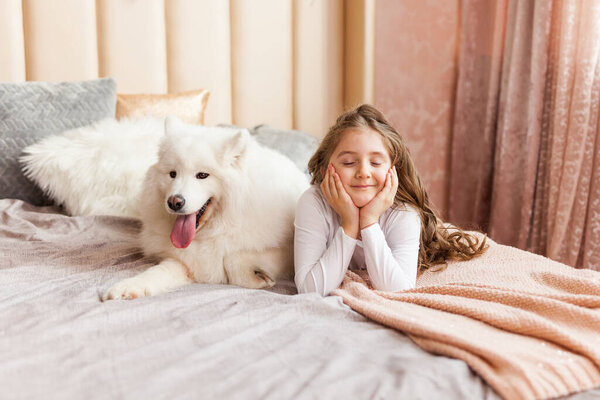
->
[21, 117, 164, 217]
[102, 117, 308, 300]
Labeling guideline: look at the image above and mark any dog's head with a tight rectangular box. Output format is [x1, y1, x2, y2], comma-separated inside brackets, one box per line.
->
[153, 116, 250, 248]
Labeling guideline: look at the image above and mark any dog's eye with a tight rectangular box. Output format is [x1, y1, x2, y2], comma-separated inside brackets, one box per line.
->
[169, 171, 177, 178]
[196, 172, 209, 179]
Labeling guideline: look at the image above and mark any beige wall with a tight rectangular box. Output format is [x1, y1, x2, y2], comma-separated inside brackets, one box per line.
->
[0, 0, 350, 137]
[374, 0, 460, 217]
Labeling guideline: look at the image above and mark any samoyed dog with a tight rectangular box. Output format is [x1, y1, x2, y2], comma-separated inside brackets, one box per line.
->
[102, 117, 308, 300]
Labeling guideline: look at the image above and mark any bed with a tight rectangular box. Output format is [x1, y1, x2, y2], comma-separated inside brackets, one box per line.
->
[3, 193, 600, 400]
[1, 198, 502, 399]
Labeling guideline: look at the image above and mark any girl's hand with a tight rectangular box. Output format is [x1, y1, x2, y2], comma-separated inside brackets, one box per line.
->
[359, 166, 398, 229]
[321, 164, 360, 239]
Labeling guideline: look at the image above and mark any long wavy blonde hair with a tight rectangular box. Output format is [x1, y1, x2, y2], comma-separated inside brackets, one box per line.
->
[308, 104, 487, 271]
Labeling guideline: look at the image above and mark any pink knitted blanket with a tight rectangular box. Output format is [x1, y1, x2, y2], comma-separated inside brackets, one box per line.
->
[331, 237, 600, 400]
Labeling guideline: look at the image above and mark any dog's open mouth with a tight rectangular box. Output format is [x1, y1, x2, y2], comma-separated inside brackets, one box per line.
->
[195, 198, 211, 229]
[170, 198, 212, 249]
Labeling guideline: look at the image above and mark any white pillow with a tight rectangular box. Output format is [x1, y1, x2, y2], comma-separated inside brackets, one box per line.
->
[20, 117, 165, 217]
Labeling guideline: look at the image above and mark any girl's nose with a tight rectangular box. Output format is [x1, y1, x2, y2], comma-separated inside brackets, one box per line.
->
[356, 161, 371, 178]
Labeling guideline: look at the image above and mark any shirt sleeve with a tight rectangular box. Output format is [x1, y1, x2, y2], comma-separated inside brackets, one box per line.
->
[294, 189, 357, 296]
[360, 207, 420, 292]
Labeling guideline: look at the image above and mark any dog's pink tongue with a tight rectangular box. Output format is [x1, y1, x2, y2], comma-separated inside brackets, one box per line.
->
[170, 214, 196, 248]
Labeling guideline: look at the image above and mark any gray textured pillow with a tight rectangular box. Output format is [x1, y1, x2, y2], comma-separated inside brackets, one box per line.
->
[0, 78, 116, 205]
[249, 124, 318, 177]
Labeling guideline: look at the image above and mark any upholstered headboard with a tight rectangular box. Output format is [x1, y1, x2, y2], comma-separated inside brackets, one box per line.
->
[0, 0, 375, 137]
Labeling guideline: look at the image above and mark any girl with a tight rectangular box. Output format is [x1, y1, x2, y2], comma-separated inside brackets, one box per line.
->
[294, 104, 487, 296]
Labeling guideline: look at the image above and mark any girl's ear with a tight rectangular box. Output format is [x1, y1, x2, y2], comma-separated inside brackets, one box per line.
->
[221, 129, 250, 167]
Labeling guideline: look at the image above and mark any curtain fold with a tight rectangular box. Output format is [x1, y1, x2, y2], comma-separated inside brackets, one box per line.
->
[487, 0, 552, 249]
[538, 0, 600, 268]
[450, 0, 600, 270]
[448, 0, 508, 232]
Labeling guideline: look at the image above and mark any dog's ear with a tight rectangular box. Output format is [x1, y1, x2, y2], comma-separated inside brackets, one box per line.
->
[164, 115, 184, 136]
[221, 129, 250, 167]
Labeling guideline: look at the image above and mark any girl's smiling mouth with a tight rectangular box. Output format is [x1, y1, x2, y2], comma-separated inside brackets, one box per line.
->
[351, 185, 375, 189]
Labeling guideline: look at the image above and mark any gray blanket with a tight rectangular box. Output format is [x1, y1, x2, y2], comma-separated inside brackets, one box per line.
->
[0, 199, 597, 399]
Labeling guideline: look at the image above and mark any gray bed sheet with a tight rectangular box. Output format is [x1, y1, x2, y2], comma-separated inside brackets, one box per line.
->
[0, 199, 597, 400]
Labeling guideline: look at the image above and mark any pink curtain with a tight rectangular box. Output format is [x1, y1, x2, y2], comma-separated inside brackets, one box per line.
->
[449, 0, 600, 270]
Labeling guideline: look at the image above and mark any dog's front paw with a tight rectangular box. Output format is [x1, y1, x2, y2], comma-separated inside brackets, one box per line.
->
[102, 278, 156, 301]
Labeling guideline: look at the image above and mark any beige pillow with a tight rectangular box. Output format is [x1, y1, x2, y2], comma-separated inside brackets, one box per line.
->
[116, 89, 210, 124]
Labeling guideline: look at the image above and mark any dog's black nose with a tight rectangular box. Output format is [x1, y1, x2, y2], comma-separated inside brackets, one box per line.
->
[167, 195, 185, 211]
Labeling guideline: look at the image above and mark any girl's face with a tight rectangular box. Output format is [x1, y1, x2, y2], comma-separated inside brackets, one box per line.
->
[329, 128, 393, 207]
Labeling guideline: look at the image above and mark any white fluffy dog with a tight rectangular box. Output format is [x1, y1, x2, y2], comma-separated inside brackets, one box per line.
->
[102, 117, 308, 300]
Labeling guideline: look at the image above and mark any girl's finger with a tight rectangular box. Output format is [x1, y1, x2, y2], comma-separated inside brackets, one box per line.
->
[383, 171, 394, 199]
[385, 168, 394, 186]
[328, 166, 338, 199]
[386, 174, 394, 198]
[392, 166, 399, 190]
[389, 169, 398, 203]
[333, 172, 347, 199]
[321, 169, 331, 198]
[384, 170, 392, 191]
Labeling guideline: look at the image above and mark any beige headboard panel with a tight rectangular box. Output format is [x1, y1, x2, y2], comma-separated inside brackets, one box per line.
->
[0, 0, 374, 137]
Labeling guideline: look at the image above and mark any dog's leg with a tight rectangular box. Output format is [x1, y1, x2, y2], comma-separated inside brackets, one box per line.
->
[102, 258, 193, 300]
[224, 247, 293, 289]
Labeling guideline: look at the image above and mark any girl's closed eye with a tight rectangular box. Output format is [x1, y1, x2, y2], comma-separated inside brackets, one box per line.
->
[371, 157, 387, 166]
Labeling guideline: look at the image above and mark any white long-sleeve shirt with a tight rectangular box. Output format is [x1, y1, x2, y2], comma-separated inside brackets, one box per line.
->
[294, 185, 421, 296]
